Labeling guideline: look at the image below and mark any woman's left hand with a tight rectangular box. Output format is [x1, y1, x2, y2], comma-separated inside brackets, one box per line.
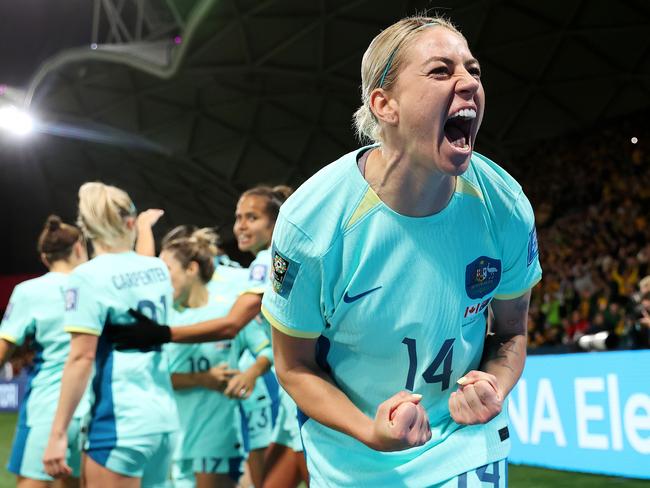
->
[448, 370, 502, 425]
[43, 432, 71, 478]
[224, 372, 256, 399]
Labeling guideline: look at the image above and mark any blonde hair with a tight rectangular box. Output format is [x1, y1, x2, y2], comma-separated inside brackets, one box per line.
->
[163, 228, 219, 283]
[77, 182, 136, 248]
[353, 15, 463, 143]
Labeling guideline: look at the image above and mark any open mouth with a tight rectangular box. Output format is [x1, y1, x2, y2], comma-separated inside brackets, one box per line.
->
[444, 108, 476, 151]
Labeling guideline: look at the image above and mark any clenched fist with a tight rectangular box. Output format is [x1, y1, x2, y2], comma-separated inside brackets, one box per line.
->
[366, 391, 432, 451]
[449, 371, 502, 425]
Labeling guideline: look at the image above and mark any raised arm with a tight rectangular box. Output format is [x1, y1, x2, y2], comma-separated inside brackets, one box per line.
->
[134, 209, 164, 257]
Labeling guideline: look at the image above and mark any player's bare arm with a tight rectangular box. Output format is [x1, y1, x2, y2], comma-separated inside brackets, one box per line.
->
[170, 293, 262, 343]
[272, 327, 430, 452]
[449, 290, 530, 425]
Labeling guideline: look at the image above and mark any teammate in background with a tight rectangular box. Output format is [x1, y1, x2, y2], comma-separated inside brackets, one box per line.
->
[106, 186, 306, 487]
[231, 186, 307, 488]
[133, 218, 276, 487]
[161, 228, 264, 488]
[108, 187, 293, 348]
[43, 182, 179, 488]
[0, 216, 88, 488]
[261, 16, 542, 487]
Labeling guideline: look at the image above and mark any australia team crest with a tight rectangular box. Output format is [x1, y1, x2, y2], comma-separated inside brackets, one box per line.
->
[465, 256, 501, 299]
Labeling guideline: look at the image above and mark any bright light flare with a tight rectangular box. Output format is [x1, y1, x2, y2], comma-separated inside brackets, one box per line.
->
[631, 137, 638, 144]
[0, 105, 34, 136]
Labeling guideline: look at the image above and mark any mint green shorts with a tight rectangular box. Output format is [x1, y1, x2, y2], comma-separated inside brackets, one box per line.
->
[237, 403, 274, 452]
[86, 432, 176, 488]
[7, 417, 83, 481]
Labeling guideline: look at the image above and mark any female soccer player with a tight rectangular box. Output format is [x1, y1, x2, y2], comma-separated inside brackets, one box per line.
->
[43, 182, 179, 488]
[0, 216, 88, 488]
[261, 16, 542, 487]
[160, 228, 271, 488]
[106, 186, 307, 487]
[228, 186, 307, 488]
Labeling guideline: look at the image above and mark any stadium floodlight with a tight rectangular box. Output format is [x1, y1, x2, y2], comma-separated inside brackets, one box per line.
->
[0, 105, 34, 136]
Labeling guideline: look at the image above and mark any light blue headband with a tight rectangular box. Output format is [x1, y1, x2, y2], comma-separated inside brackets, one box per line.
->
[378, 22, 438, 88]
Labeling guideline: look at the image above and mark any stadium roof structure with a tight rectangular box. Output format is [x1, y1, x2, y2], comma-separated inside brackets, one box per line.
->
[1, 0, 649, 272]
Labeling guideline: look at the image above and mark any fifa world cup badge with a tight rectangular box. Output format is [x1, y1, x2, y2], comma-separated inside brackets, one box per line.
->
[272, 254, 289, 293]
[271, 247, 300, 299]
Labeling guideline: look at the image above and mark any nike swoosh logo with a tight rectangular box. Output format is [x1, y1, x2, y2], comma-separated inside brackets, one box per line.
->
[343, 286, 382, 303]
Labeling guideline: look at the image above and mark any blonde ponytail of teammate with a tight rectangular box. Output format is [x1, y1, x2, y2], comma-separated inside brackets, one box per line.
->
[77, 182, 137, 250]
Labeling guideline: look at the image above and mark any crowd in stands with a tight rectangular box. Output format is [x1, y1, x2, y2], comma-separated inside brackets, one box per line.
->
[504, 112, 650, 352]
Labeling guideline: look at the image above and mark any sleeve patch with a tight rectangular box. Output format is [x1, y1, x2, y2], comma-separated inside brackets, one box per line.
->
[64, 288, 79, 311]
[527, 228, 539, 267]
[249, 264, 269, 283]
[2, 303, 13, 322]
[271, 246, 300, 299]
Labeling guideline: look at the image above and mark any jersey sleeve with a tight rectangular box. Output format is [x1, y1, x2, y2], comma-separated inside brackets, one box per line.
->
[242, 253, 271, 295]
[0, 285, 35, 345]
[63, 272, 105, 336]
[261, 213, 326, 339]
[242, 323, 273, 363]
[495, 191, 543, 300]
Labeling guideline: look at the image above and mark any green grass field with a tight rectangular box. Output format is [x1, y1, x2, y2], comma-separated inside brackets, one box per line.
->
[0, 412, 647, 487]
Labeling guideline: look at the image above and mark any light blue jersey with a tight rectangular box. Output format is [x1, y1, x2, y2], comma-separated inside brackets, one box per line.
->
[209, 259, 249, 294]
[245, 249, 272, 299]
[167, 303, 241, 461]
[248, 250, 304, 452]
[209, 262, 277, 415]
[1, 273, 89, 480]
[262, 147, 542, 486]
[228, 324, 274, 413]
[63, 252, 178, 451]
[1, 273, 90, 427]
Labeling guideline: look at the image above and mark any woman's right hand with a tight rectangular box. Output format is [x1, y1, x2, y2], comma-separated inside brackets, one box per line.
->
[136, 208, 164, 230]
[43, 431, 71, 478]
[365, 391, 431, 452]
[201, 364, 239, 391]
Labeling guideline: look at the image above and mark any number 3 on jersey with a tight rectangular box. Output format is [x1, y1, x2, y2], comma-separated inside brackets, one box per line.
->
[402, 338, 455, 391]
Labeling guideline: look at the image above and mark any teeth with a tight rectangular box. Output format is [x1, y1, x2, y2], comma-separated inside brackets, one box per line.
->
[449, 108, 476, 120]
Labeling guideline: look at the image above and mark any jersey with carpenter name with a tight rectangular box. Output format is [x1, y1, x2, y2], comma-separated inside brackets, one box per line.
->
[166, 303, 241, 460]
[63, 251, 178, 444]
[261, 146, 542, 486]
[0, 273, 90, 427]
